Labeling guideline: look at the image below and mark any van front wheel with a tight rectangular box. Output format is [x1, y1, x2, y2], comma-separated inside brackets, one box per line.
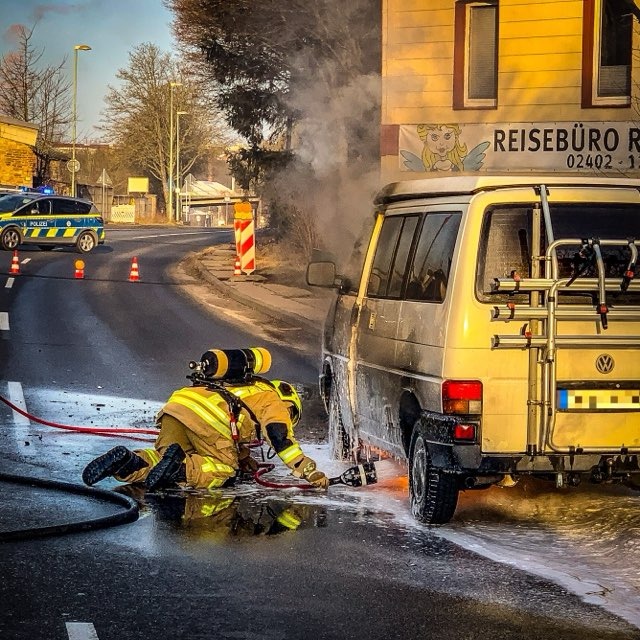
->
[409, 421, 459, 525]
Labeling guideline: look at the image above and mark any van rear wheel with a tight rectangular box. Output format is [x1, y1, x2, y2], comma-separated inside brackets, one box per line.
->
[409, 420, 459, 525]
[328, 383, 353, 461]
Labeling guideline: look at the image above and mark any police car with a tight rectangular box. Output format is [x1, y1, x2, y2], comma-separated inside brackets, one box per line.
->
[0, 192, 105, 253]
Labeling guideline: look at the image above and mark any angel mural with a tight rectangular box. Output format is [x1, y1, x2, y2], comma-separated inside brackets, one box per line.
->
[401, 123, 490, 172]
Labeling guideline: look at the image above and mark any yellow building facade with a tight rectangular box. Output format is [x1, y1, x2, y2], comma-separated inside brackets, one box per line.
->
[381, 0, 640, 181]
[0, 116, 38, 188]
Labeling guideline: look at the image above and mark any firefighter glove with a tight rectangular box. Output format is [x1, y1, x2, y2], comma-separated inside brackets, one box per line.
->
[238, 445, 259, 475]
[295, 456, 329, 489]
[306, 468, 329, 489]
[239, 454, 259, 474]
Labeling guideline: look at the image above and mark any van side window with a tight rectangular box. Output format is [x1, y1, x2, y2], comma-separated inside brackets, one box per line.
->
[388, 216, 419, 297]
[406, 212, 461, 303]
[476, 206, 532, 302]
[367, 215, 418, 298]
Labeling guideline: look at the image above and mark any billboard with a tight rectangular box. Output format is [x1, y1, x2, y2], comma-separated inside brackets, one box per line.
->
[127, 177, 149, 193]
[399, 122, 640, 174]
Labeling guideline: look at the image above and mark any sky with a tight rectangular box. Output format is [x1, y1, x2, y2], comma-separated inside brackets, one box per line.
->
[0, 0, 177, 140]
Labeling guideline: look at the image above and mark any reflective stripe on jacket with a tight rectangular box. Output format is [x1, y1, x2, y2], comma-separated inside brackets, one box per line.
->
[163, 387, 235, 440]
[158, 382, 305, 472]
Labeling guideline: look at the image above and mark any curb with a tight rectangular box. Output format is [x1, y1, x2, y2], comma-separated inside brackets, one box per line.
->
[183, 251, 324, 338]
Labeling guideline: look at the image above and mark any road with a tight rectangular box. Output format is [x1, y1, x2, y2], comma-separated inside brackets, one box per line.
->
[0, 227, 638, 640]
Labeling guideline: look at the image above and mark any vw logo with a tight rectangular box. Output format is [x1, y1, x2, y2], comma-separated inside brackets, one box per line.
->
[595, 354, 614, 374]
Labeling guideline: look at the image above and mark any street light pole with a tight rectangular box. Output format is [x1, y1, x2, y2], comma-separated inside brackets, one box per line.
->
[176, 111, 188, 224]
[168, 81, 181, 222]
[71, 44, 91, 198]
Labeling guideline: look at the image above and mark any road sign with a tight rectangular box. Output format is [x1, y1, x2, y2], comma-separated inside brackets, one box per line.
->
[67, 159, 80, 173]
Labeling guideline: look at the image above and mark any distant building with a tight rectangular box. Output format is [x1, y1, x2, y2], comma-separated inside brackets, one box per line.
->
[0, 115, 38, 188]
[381, 0, 640, 181]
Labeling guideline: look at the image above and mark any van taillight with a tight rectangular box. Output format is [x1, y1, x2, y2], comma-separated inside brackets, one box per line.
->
[452, 423, 476, 441]
[442, 380, 482, 415]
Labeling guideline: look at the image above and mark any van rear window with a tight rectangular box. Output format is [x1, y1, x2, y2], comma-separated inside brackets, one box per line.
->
[477, 203, 640, 304]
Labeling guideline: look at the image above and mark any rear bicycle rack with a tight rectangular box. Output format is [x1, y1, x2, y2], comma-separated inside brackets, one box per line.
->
[490, 184, 640, 456]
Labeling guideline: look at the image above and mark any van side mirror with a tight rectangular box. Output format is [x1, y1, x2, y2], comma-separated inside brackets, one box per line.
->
[306, 261, 336, 287]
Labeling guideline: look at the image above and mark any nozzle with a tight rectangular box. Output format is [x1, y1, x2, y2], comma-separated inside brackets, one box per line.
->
[329, 462, 377, 488]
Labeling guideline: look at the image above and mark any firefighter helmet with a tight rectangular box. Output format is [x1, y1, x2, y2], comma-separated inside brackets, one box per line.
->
[272, 380, 302, 426]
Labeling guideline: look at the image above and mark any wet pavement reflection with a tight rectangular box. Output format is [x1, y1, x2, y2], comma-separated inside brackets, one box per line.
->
[117, 484, 328, 540]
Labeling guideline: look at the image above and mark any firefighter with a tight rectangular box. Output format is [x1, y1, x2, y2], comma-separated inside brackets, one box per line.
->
[82, 379, 329, 490]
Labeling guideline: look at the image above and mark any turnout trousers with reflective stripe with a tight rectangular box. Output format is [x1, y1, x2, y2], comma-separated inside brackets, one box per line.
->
[117, 414, 237, 489]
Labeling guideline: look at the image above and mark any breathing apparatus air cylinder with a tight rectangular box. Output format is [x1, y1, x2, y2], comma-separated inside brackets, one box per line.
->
[197, 347, 272, 381]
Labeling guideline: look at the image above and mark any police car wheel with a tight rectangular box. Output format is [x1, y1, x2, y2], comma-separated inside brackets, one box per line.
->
[76, 231, 96, 254]
[1, 227, 21, 251]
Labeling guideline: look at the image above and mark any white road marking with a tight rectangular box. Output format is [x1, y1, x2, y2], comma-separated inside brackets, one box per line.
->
[126, 231, 225, 240]
[21, 257, 31, 264]
[66, 622, 100, 640]
[5, 277, 14, 288]
[7, 381, 30, 425]
[0, 311, 9, 330]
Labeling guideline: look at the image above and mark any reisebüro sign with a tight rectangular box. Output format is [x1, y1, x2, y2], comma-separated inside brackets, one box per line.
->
[399, 122, 640, 173]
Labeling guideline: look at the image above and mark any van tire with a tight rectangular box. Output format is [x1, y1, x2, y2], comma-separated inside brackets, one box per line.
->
[409, 420, 459, 525]
[1, 227, 21, 251]
[328, 384, 352, 461]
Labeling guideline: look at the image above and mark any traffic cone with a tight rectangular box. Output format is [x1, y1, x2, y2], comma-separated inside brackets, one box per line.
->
[129, 256, 140, 282]
[74, 259, 85, 279]
[9, 250, 20, 275]
[233, 257, 242, 276]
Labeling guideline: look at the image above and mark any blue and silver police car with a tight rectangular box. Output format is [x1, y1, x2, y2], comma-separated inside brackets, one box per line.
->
[0, 192, 105, 253]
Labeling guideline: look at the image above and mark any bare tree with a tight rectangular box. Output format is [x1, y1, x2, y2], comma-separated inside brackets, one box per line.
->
[100, 42, 229, 215]
[0, 24, 71, 185]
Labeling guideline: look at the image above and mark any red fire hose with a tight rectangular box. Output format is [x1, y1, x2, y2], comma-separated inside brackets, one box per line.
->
[0, 393, 158, 442]
[253, 463, 316, 490]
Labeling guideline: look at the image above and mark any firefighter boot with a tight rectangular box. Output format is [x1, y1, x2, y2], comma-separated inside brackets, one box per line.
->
[82, 446, 148, 486]
[144, 443, 187, 491]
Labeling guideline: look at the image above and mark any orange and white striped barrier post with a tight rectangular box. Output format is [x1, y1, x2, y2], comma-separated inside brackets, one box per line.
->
[233, 201, 255, 275]
[129, 256, 140, 282]
[74, 259, 85, 279]
[9, 250, 20, 275]
[233, 257, 242, 276]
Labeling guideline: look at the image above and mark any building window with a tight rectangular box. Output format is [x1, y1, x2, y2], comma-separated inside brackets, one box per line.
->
[583, 0, 633, 107]
[454, 1, 498, 109]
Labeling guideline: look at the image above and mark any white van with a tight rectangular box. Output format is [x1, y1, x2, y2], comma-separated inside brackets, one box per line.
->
[307, 175, 640, 524]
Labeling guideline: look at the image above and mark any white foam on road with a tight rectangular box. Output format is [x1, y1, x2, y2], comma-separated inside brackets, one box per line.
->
[300, 444, 640, 630]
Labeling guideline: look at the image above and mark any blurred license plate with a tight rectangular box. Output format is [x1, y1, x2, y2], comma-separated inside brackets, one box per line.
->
[558, 388, 640, 411]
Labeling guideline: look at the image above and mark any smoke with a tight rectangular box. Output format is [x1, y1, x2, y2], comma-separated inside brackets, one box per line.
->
[269, 3, 383, 272]
[30, 2, 91, 22]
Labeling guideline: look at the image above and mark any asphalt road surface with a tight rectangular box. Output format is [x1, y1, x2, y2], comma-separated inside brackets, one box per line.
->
[0, 227, 638, 640]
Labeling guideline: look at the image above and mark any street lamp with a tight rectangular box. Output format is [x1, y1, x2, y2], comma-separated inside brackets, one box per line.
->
[168, 81, 182, 222]
[176, 111, 188, 223]
[71, 44, 91, 198]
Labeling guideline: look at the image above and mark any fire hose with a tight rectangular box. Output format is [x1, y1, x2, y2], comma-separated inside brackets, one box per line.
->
[0, 393, 158, 442]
